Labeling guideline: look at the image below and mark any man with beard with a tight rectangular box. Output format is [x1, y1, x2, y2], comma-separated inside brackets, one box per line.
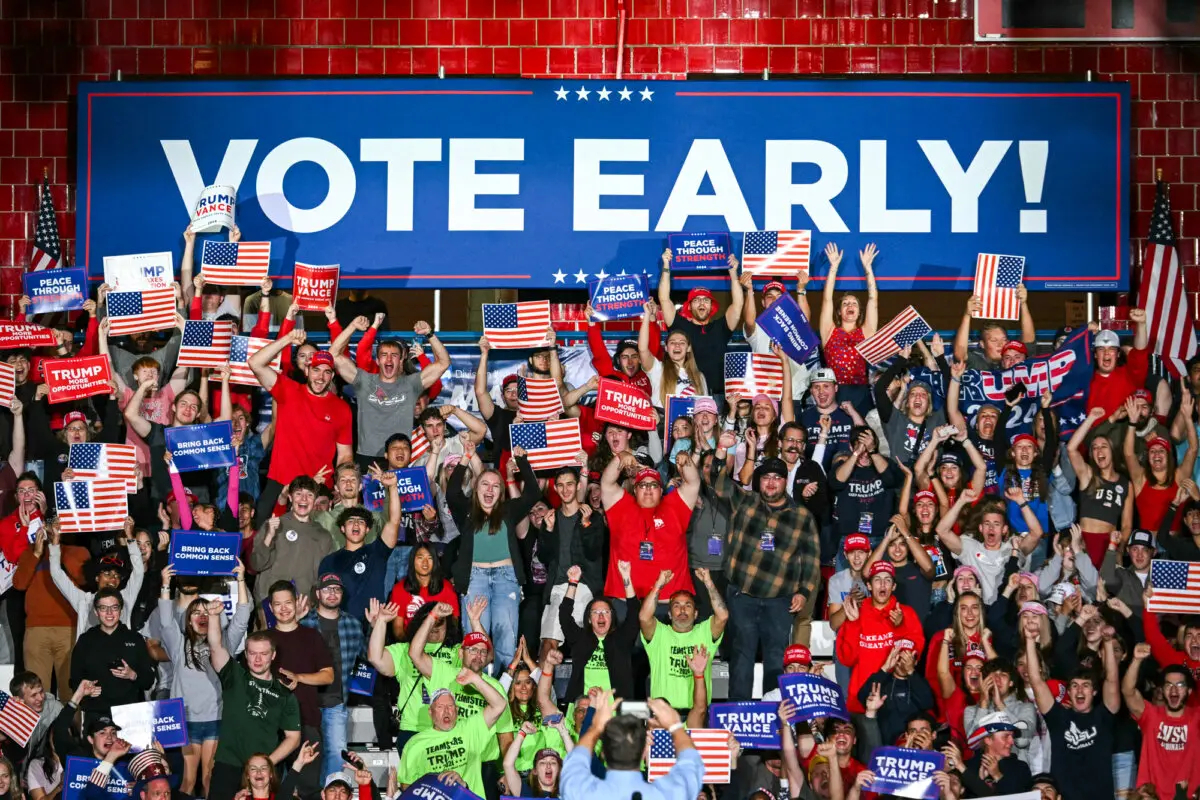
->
[250, 331, 353, 521]
[329, 316, 450, 472]
[640, 565, 727, 709]
[1086, 308, 1149, 419]
[249, 475, 334, 606]
[779, 422, 829, 515]
[801, 368, 863, 469]
[1124, 643, 1200, 798]
[962, 711, 1032, 796]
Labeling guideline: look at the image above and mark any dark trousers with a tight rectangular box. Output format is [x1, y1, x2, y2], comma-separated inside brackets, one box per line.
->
[519, 582, 545, 651]
[5, 590, 24, 671]
[208, 760, 245, 800]
[371, 672, 399, 751]
[725, 587, 793, 701]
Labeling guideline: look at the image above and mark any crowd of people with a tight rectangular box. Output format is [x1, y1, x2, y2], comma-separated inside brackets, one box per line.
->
[0, 230, 1199, 800]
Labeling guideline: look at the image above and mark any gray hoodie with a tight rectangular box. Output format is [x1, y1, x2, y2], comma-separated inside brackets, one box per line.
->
[158, 597, 252, 722]
[48, 540, 145, 640]
[248, 512, 333, 602]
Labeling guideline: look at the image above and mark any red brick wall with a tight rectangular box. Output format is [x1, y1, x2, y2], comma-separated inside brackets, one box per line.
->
[0, 0, 1197, 306]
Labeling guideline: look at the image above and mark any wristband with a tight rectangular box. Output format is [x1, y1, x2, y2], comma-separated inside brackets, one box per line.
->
[1018, 501, 1029, 509]
[796, 290, 807, 296]
[692, 674, 705, 681]
[667, 721, 685, 733]
[568, 580, 579, 586]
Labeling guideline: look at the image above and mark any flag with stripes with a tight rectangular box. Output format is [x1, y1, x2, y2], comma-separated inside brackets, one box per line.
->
[724, 352, 784, 401]
[69, 443, 138, 493]
[178, 321, 234, 368]
[648, 728, 732, 784]
[29, 176, 61, 272]
[856, 306, 931, 365]
[409, 428, 430, 462]
[1139, 180, 1198, 378]
[228, 336, 280, 387]
[54, 479, 128, 534]
[482, 301, 552, 349]
[508, 419, 582, 471]
[973, 253, 1025, 321]
[0, 690, 40, 746]
[741, 230, 811, 277]
[106, 288, 176, 336]
[517, 377, 563, 421]
[1148, 559, 1200, 614]
[0, 363, 14, 409]
[200, 240, 271, 286]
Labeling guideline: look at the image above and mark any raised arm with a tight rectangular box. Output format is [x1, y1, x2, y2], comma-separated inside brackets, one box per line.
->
[860, 244, 879, 337]
[416, 321, 451, 390]
[1122, 641, 1150, 719]
[640, 569, 672, 641]
[724, 254, 744, 331]
[740, 272, 759, 337]
[819, 243, 841, 343]
[1067, 408, 1106, 487]
[474, 336, 496, 420]
[1123, 402, 1146, 488]
[1178, 391, 1197, 478]
[329, 316, 368, 383]
[953, 295, 979, 364]
[366, 599, 398, 676]
[1005, 484, 1045, 555]
[600, 452, 632, 510]
[945, 360, 968, 432]
[464, 668, 509, 727]
[695, 567, 728, 639]
[1101, 635, 1121, 713]
[657, 249, 677, 328]
[935, 489, 978, 555]
[122, 378, 155, 438]
[206, 597, 231, 672]
[675, 450, 701, 509]
[1018, 284, 1036, 345]
[250, 329, 302, 391]
[638, 301, 659, 373]
[1023, 633, 1055, 714]
[409, 601, 454, 678]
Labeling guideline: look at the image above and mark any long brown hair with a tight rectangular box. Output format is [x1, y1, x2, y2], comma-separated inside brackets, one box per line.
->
[469, 469, 506, 535]
[183, 597, 211, 671]
[658, 331, 706, 407]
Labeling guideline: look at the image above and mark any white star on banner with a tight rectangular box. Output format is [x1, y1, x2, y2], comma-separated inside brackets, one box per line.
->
[576, 86, 590, 101]
[618, 86, 633, 101]
[574, 270, 589, 284]
[595, 269, 609, 281]
[555, 86, 568, 101]
[551, 269, 567, 284]
[597, 86, 611, 101]
[617, 269, 627, 276]
[640, 86, 654, 101]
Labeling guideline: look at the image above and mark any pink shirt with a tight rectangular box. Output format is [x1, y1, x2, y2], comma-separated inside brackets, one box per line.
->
[119, 385, 177, 470]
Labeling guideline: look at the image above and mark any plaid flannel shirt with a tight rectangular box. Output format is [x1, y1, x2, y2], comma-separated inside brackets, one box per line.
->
[711, 458, 821, 601]
[301, 609, 367, 704]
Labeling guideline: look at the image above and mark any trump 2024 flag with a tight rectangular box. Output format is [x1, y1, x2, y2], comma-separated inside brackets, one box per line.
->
[1148, 560, 1200, 614]
[106, 288, 176, 336]
[0, 690, 39, 746]
[509, 419, 581, 471]
[200, 240, 271, 286]
[741, 230, 812, 277]
[483, 301, 552, 349]
[648, 728, 731, 784]
[69, 443, 138, 493]
[178, 321, 234, 369]
[973, 254, 1025, 322]
[725, 352, 785, 401]
[856, 306, 932, 365]
[55, 479, 128, 534]
[228, 336, 280, 387]
[517, 377, 563, 421]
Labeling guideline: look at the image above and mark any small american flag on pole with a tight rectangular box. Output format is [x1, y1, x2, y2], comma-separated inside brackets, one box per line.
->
[648, 728, 732, 784]
[106, 289, 177, 336]
[178, 321, 234, 368]
[724, 352, 784, 400]
[973, 254, 1025, 321]
[482, 301, 552, 349]
[1148, 559, 1200, 614]
[1139, 180, 1198, 378]
[69, 443, 138, 493]
[741, 230, 811, 277]
[228, 336, 280, 387]
[29, 176, 61, 272]
[856, 306, 931, 365]
[0, 362, 14, 409]
[409, 428, 430, 462]
[0, 690, 40, 746]
[517, 377, 563, 421]
[54, 479, 128, 534]
[200, 240, 271, 286]
[509, 419, 582, 471]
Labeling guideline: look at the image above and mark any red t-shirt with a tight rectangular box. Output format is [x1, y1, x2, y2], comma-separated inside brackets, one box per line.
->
[603, 491, 694, 600]
[389, 581, 461, 624]
[799, 750, 866, 789]
[267, 378, 352, 486]
[1135, 703, 1200, 799]
[0, 507, 41, 565]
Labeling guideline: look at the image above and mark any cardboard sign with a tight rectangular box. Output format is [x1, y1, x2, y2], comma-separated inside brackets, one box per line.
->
[102, 251, 174, 292]
[191, 183, 236, 233]
[0, 322, 57, 349]
[110, 698, 190, 751]
[588, 274, 648, 321]
[169, 530, 241, 576]
[23, 267, 87, 314]
[668, 232, 731, 270]
[777, 673, 849, 722]
[44, 354, 112, 403]
[164, 421, 236, 472]
[756, 292, 820, 366]
[593, 378, 656, 431]
[64, 757, 129, 800]
[867, 747, 945, 800]
[293, 262, 340, 310]
[347, 660, 378, 697]
[708, 702, 782, 748]
[399, 776, 482, 800]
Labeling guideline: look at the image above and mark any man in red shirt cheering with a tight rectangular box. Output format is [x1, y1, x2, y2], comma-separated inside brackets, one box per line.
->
[250, 330, 353, 523]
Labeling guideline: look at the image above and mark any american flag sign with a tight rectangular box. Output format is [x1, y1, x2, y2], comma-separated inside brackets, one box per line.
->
[0, 690, 40, 746]
[482, 301, 552, 349]
[178, 321, 234, 368]
[741, 230, 811, 277]
[1148, 559, 1200, 614]
[724, 352, 784, 401]
[648, 728, 732, 784]
[54, 479, 128, 534]
[409, 428, 430, 462]
[106, 288, 177, 336]
[856, 306, 932, 365]
[973, 254, 1025, 322]
[200, 240, 271, 286]
[29, 177, 61, 272]
[69, 443, 138, 493]
[508, 419, 582, 471]
[0, 362, 14, 409]
[1139, 180, 1198, 378]
[228, 336, 280, 387]
[517, 377, 563, 421]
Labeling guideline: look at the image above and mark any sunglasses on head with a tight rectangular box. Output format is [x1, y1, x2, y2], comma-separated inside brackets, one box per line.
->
[100, 555, 124, 567]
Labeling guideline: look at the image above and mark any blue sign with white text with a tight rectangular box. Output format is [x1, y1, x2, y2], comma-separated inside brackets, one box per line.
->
[868, 747, 945, 800]
[588, 274, 648, 321]
[111, 697, 190, 751]
[64, 757, 130, 800]
[668, 232, 731, 270]
[77, 78, 1128, 291]
[778, 673, 849, 722]
[164, 421, 235, 472]
[709, 702, 782, 748]
[169, 530, 241, 576]
[24, 267, 87, 314]
[756, 292, 820, 366]
[348, 659, 378, 697]
[363, 467, 431, 513]
[400, 775, 482, 800]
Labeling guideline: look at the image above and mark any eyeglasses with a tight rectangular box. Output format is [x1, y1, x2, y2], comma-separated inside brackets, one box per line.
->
[1165, 680, 1189, 689]
[96, 604, 121, 613]
[590, 609, 612, 618]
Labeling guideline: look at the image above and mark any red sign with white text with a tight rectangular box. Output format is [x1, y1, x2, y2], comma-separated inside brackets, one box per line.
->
[0, 322, 58, 349]
[594, 378, 656, 431]
[44, 355, 112, 404]
[293, 263, 340, 311]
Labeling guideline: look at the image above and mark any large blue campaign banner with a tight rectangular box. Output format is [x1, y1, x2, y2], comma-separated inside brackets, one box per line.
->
[169, 530, 241, 576]
[64, 757, 130, 800]
[164, 421, 236, 472]
[708, 702, 782, 748]
[24, 268, 87, 314]
[868, 747, 945, 800]
[78, 79, 1129, 291]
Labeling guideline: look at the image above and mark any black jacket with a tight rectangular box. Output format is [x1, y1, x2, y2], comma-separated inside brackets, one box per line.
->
[559, 594, 639, 702]
[445, 455, 541, 587]
[856, 669, 937, 745]
[533, 508, 608, 594]
[962, 751, 1032, 796]
[70, 622, 156, 716]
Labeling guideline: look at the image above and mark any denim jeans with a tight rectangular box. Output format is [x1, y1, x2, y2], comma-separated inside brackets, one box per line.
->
[320, 704, 349, 784]
[465, 564, 521, 675]
[725, 587, 793, 701]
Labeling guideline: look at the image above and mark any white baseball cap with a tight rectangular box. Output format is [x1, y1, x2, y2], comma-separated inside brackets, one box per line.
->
[1094, 330, 1120, 349]
[811, 367, 837, 385]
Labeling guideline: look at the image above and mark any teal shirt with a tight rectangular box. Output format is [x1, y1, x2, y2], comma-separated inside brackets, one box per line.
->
[473, 521, 511, 563]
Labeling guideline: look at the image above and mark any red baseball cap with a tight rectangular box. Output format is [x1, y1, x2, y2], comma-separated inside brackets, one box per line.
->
[634, 468, 662, 486]
[687, 288, 714, 304]
[63, 411, 88, 427]
[843, 533, 871, 553]
[1147, 436, 1172, 452]
[1002, 341, 1027, 356]
[913, 489, 937, 505]
[309, 351, 335, 369]
[783, 644, 812, 667]
[1010, 433, 1037, 448]
[763, 281, 786, 296]
[1133, 388, 1153, 402]
[868, 561, 895, 579]
[463, 632, 492, 651]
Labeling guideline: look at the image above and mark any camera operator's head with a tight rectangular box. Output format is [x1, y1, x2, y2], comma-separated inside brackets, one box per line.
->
[600, 715, 646, 771]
